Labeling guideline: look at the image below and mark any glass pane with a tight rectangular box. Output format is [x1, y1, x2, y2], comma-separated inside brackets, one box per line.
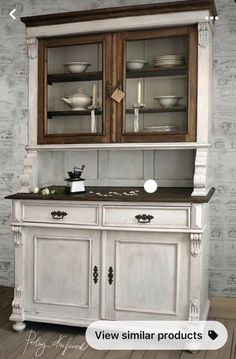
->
[47, 42, 103, 135]
[124, 36, 188, 134]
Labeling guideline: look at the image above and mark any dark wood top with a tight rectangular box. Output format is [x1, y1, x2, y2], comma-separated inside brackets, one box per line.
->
[5, 186, 215, 203]
[21, 1, 217, 27]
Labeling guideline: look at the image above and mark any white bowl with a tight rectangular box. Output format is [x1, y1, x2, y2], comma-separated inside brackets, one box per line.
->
[154, 96, 183, 108]
[126, 60, 147, 70]
[64, 62, 91, 73]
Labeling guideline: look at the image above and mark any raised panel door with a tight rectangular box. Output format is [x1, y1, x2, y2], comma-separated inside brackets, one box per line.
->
[24, 226, 100, 321]
[104, 230, 190, 320]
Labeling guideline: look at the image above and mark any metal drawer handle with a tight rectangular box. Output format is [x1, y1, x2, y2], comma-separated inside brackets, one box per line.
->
[135, 214, 154, 224]
[93, 265, 99, 284]
[51, 211, 68, 220]
[108, 266, 113, 285]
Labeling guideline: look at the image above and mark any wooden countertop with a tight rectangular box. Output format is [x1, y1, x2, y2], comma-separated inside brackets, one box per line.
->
[5, 186, 215, 203]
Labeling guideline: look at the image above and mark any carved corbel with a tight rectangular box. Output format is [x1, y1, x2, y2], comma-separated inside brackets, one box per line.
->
[190, 233, 202, 257]
[12, 226, 22, 247]
[19, 150, 37, 193]
[192, 148, 209, 196]
[26, 37, 38, 59]
[12, 286, 23, 309]
[198, 22, 208, 48]
[189, 299, 200, 321]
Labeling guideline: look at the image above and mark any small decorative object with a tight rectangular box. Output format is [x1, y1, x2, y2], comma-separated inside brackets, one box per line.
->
[65, 165, 85, 193]
[33, 187, 39, 194]
[126, 60, 147, 70]
[63, 62, 91, 73]
[88, 84, 97, 133]
[144, 179, 158, 193]
[132, 82, 145, 132]
[42, 188, 50, 196]
[61, 89, 92, 110]
[154, 96, 183, 109]
[111, 88, 125, 103]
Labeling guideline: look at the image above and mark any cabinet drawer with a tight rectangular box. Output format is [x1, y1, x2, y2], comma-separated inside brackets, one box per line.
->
[103, 205, 190, 229]
[22, 202, 99, 226]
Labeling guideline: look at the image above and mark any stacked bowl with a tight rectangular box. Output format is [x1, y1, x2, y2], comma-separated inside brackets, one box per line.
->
[153, 54, 185, 68]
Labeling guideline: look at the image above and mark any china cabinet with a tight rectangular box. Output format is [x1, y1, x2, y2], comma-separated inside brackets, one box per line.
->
[37, 25, 197, 144]
[6, 0, 217, 331]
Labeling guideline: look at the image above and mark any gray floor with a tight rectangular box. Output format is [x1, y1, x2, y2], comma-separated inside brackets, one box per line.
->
[0, 287, 235, 359]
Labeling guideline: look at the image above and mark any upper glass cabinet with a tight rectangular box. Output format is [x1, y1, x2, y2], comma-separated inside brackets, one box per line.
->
[116, 26, 197, 143]
[38, 34, 112, 144]
[37, 26, 197, 144]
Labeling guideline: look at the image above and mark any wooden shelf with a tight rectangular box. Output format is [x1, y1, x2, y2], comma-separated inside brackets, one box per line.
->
[126, 106, 186, 114]
[126, 66, 187, 79]
[48, 110, 102, 118]
[47, 67, 186, 84]
[47, 71, 102, 84]
[48, 106, 186, 118]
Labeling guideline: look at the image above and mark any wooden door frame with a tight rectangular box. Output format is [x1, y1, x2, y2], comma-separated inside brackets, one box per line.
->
[38, 33, 112, 144]
[115, 25, 198, 143]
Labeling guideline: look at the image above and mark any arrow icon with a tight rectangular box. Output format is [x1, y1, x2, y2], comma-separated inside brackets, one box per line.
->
[9, 9, 16, 20]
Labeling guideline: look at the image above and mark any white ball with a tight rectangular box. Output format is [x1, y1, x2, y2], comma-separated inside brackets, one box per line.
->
[144, 179, 158, 193]
[33, 187, 39, 194]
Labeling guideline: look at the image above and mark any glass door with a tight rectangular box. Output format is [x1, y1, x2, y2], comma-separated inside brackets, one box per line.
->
[38, 33, 112, 144]
[116, 26, 197, 142]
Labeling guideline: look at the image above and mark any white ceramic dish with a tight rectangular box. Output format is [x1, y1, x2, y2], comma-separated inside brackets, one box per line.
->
[64, 62, 91, 73]
[154, 96, 183, 108]
[153, 55, 185, 68]
[144, 126, 178, 132]
[126, 60, 148, 70]
[154, 55, 185, 60]
[61, 89, 92, 110]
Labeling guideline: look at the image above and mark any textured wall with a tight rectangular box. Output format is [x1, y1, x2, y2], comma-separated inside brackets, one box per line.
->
[0, 0, 235, 296]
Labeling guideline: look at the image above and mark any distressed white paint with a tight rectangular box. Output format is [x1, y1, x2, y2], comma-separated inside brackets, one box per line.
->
[10, 199, 208, 329]
[1, 0, 233, 300]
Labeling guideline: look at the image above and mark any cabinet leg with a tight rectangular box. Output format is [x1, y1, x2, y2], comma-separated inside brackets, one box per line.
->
[12, 321, 26, 332]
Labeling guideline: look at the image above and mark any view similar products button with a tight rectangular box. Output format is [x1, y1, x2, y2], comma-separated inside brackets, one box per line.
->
[86, 321, 228, 351]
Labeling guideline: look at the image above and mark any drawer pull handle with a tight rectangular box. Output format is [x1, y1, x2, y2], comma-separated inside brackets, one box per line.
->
[51, 211, 68, 220]
[135, 214, 154, 224]
[108, 266, 113, 285]
[93, 265, 99, 284]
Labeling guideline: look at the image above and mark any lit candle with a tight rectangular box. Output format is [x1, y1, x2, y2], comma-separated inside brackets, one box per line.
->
[92, 84, 96, 106]
[137, 82, 141, 104]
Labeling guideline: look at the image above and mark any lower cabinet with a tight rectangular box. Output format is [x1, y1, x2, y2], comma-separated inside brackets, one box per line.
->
[23, 227, 101, 324]
[104, 231, 190, 320]
[10, 201, 208, 330]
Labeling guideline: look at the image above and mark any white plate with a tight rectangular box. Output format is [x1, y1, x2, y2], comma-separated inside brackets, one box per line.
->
[144, 126, 178, 132]
[154, 55, 185, 60]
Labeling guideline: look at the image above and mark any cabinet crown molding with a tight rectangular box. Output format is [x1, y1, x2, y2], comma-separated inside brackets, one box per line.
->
[21, 0, 217, 28]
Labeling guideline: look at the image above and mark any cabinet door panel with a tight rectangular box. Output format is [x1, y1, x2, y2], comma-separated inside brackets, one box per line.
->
[116, 241, 178, 313]
[35, 236, 91, 307]
[38, 33, 112, 144]
[24, 227, 100, 320]
[116, 26, 197, 143]
[105, 231, 189, 320]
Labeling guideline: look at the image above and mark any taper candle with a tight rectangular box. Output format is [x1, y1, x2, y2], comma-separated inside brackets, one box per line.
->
[137, 82, 141, 104]
[92, 84, 96, 106]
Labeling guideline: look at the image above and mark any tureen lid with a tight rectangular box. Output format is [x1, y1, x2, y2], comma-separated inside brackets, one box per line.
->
[67, 88, 91, 98]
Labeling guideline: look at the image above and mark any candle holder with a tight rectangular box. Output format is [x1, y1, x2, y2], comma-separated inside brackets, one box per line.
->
[88, 104, 98, 133]
[132, 103, 145, 132]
